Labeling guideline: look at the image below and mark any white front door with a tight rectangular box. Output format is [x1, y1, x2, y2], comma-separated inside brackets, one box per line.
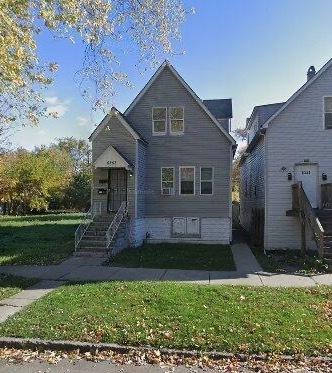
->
[295, 164, 318, 208]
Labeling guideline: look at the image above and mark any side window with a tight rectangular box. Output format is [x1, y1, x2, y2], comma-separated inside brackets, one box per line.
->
[152, 107, 167, 135]
[200, 167, 213, 195]
[179, 166, 195, 195]
[161, 167, 174, 195]
[324, 97, 332, 129]
[169, 107, 184, 134]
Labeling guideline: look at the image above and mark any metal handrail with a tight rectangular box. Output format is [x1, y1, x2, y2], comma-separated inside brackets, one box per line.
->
[106, 201, 128, 254]
[74, 202, 102, 250]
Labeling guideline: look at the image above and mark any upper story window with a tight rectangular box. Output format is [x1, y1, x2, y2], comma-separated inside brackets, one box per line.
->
[170, 107, 184, 135]
[324, 97, 332, 129]
[200, 167, 213, 195]
[161, 167, 175, 195]
[179, 166, 195, 195]
[152, 107, 167, 135]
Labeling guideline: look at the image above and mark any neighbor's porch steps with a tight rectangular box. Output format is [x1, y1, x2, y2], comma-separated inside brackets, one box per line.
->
[317, 209, 332, 261]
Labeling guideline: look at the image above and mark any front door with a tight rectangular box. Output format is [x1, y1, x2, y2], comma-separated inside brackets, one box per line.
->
[295, 164, 318, 208]
[107, 168, 127, 212]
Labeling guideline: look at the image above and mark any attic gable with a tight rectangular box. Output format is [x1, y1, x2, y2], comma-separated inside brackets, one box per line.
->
[124, 61, 236, 145]
[89, 107, 147, 144]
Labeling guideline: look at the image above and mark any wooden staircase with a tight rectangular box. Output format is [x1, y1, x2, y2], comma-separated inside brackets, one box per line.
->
[316, 209, 332, 260]
[290, 182, 332, 261]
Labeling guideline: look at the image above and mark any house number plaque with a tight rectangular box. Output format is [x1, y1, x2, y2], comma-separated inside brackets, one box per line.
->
[106, 160, 117, 166]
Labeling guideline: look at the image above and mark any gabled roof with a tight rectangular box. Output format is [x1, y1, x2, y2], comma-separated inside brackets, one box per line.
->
[94, 145, 133, 170]
[202, 99, 233, 119]
[262, 57, 332, 129]
[124, 61, 236, 145]
[240, 57, 332, 166]
[89, 107, 147, 144]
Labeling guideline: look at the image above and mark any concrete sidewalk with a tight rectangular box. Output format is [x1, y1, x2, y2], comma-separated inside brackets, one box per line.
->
[0, 243, 330, 287]
[0, 243, 330, 322]
[0, 280, 65, 323]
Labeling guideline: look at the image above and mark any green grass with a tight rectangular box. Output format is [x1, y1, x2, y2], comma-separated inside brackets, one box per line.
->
[0, 273, 37, 300]
[251, 247, 331, 275]
[0, 213, 83, 265]
[0, 282, 331, 355]
[110, 243, 235, 271]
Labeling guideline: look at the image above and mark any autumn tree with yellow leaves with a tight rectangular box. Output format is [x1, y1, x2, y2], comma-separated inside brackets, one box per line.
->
[0, 0, 187, 129]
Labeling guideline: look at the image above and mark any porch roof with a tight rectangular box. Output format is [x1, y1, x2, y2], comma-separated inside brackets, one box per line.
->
[94, 145, 133, 171]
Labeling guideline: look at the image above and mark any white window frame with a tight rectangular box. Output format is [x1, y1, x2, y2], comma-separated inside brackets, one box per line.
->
[152, 107, 167, 136]
[200, 167, 214, 195]
[161, 167, 175, 195]
[179, 166, 195, 196]
[323, 96, 332, 130]
[169, 106, 184, 135]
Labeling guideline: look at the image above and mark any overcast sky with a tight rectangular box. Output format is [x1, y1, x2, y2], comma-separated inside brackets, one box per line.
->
[11, 0, 332, 151]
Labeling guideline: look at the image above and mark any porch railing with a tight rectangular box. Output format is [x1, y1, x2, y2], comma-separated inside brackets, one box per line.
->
[292, 182, 325, 256]
[106, 201, 128, 255]
[74, 202, 102, 250]
[321, 183, 332, 209]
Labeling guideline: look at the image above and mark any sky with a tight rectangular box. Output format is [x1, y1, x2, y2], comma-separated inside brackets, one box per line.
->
[11, 0, 332, 150]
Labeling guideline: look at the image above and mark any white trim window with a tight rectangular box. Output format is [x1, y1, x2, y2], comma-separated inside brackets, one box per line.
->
[161, 167, 175, 195]
[169, 107, 184, 134]
[179, 166, 195, 195]
[324, 97, 332, 129]
[200, 167, 213, 195]
[152, 107, 167, 135]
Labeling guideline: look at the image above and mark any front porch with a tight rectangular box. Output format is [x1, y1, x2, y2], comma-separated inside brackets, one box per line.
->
[92, 144, 135, 216]
[286, 182, 332, 261]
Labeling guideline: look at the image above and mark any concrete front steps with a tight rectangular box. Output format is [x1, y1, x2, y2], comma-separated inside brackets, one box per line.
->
[75, 213, 129, 257]
[75, 214, 114, 257]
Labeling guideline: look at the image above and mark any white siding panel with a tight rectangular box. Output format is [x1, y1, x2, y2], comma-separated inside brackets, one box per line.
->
[145, 217, 230, 244]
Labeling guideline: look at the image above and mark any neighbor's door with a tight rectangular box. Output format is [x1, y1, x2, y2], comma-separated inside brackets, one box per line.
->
[295, 164, 318, 208]
[108, 168, 127, 212]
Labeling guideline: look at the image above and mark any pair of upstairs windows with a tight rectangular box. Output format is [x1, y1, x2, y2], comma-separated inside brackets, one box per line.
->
[152, 107, 184, 135]
[161, 167, 213, 196]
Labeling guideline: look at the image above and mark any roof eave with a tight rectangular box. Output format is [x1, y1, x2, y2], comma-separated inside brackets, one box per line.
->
[262, 58, 332, 130]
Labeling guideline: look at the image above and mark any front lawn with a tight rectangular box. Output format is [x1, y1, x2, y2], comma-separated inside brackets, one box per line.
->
[0, 273, 37, 301]
[0, 282, 331, 355]
[110, 243, 235, 271]
[251, 247, 331, 275]
[0, 213, 83, 265]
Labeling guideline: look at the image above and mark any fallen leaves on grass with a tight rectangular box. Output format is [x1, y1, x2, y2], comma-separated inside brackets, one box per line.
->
[0, 347, 331, 372]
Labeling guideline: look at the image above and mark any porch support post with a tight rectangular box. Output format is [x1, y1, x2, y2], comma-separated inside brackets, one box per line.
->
[300, 212, 307, 255]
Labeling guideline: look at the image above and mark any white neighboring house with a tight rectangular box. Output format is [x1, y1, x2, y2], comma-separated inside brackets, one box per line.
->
[240, 61, 332, 260]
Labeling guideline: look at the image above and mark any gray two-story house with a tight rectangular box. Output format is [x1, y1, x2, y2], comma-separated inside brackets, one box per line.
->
[240, 59, 332, 260]
[75, 61, 236, 255]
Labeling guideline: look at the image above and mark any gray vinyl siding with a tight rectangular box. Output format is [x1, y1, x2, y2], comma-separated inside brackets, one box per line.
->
[91, 116, 136, 216]
[92, 116, 136, 163]
[136, 141, 146, 218]
[126, 66, 232, 218]
[240, 139, 265, 231]
[265, 65, 332, 249]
